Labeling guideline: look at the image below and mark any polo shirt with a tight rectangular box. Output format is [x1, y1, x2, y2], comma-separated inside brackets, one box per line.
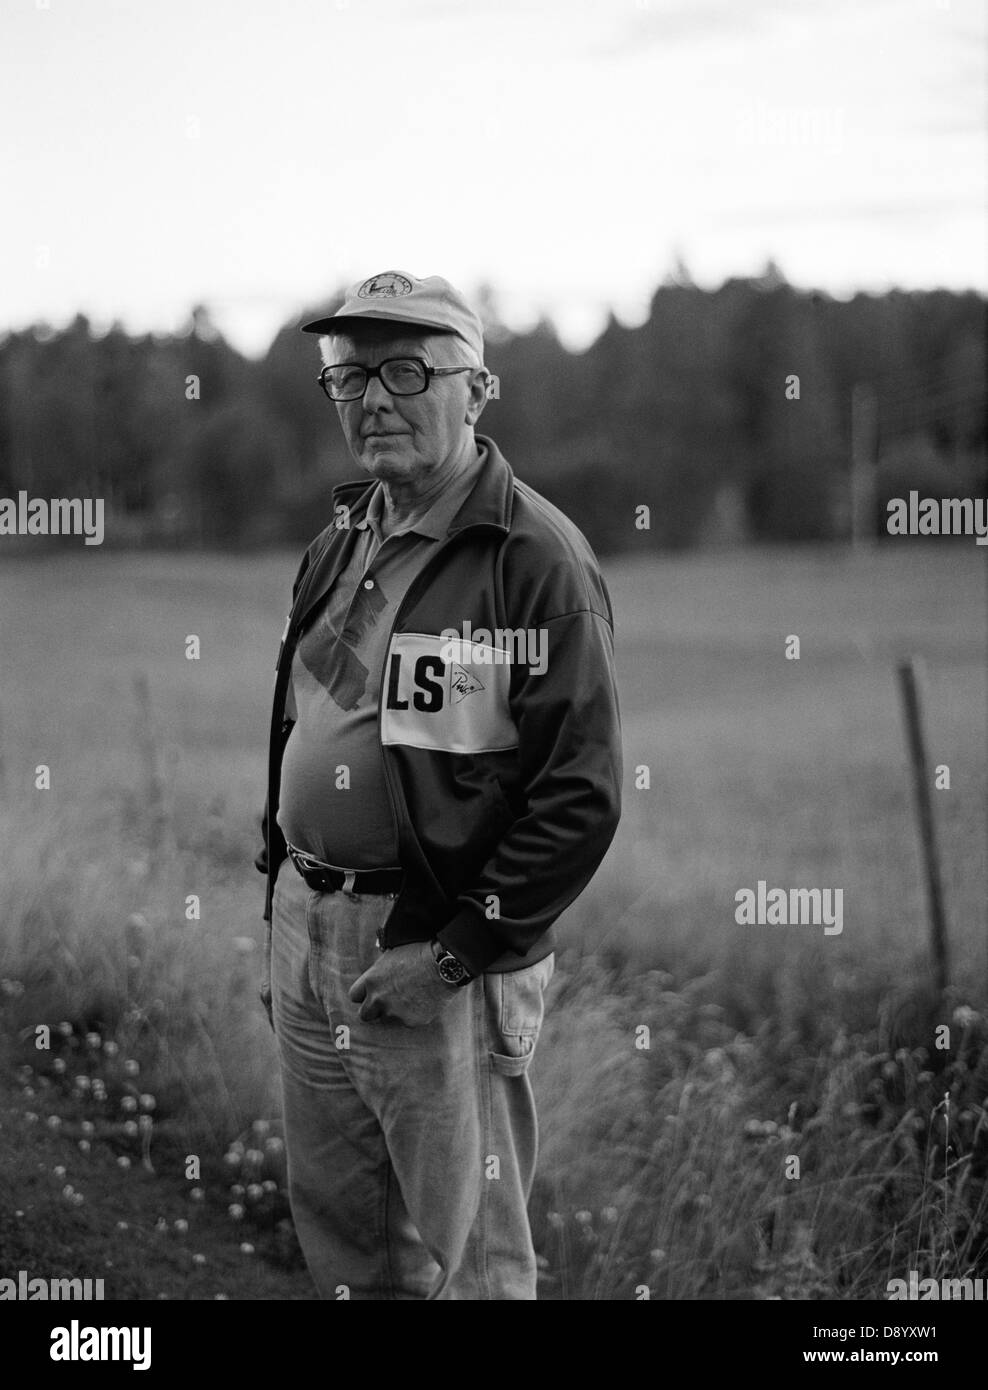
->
[276, 444, 487, 869]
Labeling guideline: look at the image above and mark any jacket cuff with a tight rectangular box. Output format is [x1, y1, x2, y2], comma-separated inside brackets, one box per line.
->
[436, 909, 504, 978]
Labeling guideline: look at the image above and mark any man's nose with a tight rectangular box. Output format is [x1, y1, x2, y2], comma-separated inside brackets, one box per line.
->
[362, 373, 393, 411]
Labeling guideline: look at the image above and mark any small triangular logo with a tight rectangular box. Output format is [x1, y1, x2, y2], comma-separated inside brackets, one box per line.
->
[450, 664, 484, 702]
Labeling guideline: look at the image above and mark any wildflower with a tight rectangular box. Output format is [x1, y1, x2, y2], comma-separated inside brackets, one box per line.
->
[139, 1093, 156, 1112]
[74, 1076, 91, 1092]
[649, 1249, 667, 1263]
[252, 1119, 271, 1138]
[123, 1121, 138, 1137]
[53, 1059, 67, 1075]
[24, 1112, 38, 1124]
[71, 1193, 84, 1207]
[601, 1207, 619, 1224]
[85, 1032, 102, 1049]
[246, 1184, 265, 1203]
[546, 1211, 564, 1229]
[57, 1022, 73, 1038]
[155, 1218, 168, 1233]
[214, 1293, 229, 1300]
[192, 1253, 206, 1266]
[46, 1115, 62, 1131]
[189, 1187, 205, 1202]
[244, 1148, 265, 1169]
[103, 1040, 119, 1057]
[121, 1096, 138, 1113]
[263, 1137, 284, 1156]
[123, 1059, 140, 1076]
[80, 1120, 95, 1136]
[62, 1185, 75, 1199]
[0, 978, 24, 997]
[574, 1210, 593, 1226]
[53, 1165, 66, 1177]
[262, 1179, 278, 1195]
[174, 1219, 189, 1235]
[116, 1221, 129, 1231]
[230, 1184, 245, 1198]
[78, 1140, 91, 1154]
[228, 1204, 245, 1221]
[117, 1156, 131, 1169]
[240, 1243, 255, 1255]
[223, 1151, 242, 1169]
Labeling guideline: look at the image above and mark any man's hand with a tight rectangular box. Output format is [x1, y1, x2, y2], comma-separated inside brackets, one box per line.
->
[349, 942, 458, 1027]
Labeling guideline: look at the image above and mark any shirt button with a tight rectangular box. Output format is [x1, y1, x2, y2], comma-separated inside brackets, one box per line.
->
[363, 579, 374, 590]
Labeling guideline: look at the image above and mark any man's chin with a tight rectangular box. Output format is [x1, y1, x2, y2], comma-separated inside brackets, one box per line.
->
[356, 442, 415, 476]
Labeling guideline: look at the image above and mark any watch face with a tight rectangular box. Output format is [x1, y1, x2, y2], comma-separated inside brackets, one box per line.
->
[438, 955, 468, 985]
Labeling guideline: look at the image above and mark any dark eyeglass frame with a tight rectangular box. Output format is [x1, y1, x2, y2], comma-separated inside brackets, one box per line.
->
[317, 357, 475, 402]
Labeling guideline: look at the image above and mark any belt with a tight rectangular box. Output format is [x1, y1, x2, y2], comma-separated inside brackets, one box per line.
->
[286, 843, 404, 897]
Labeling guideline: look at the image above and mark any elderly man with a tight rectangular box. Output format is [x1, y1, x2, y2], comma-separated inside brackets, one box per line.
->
[256, 269, 621, 1300]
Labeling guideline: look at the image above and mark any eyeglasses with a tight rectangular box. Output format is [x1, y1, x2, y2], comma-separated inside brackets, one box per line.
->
[317, 357, 475, 402]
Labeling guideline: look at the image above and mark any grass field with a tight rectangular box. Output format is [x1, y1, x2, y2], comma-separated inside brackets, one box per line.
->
[0, 542, 986, 1299]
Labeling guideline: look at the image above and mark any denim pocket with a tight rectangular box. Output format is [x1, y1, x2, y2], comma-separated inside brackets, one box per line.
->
[485, 954, 554, 1076]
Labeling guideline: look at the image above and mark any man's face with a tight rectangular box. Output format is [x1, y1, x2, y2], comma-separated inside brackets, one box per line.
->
[323, 324, 485, 483]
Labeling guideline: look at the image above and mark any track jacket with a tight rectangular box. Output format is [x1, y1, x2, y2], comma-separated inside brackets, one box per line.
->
[256, 434, 622, 977]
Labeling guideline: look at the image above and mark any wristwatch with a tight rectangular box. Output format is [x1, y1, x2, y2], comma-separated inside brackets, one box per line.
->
[431, 938, 474, 987]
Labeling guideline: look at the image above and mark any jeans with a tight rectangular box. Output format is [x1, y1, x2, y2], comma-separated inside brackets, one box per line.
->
[270, 861, 554, 1300]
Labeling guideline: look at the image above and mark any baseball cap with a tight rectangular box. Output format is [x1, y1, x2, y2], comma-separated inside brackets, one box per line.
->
[301, 270, 484, 363]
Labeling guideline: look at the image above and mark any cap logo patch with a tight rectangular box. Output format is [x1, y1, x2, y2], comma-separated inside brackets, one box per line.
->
[358, 272, 413, 299]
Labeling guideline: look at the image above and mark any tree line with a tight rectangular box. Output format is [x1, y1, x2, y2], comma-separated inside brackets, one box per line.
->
[0, 265, 984, 554]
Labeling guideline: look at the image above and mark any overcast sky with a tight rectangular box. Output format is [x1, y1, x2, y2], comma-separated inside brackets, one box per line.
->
[1, 0, 984, 355]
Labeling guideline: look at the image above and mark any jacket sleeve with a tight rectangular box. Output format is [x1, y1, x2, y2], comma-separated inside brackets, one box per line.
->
[436, 606, 622, 976]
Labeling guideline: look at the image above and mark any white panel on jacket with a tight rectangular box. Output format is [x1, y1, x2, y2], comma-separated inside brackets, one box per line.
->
[380, 633, 518, 754]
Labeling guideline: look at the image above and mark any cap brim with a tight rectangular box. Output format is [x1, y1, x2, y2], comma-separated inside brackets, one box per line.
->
[300, 310, 459, 337]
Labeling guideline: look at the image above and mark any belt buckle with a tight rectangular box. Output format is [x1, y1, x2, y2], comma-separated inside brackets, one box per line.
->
[342, 870, 357, 895]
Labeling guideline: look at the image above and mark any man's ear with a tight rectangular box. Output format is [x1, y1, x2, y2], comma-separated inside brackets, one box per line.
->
[464, 368, 490, 426]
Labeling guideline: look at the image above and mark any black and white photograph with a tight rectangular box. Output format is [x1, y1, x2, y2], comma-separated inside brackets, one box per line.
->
[0, 0, 986, 1357]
